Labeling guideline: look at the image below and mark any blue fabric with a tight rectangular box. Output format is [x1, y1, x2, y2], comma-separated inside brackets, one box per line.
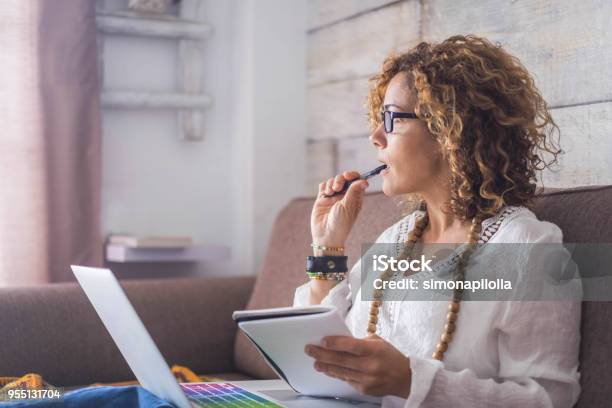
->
[0, 386, 175, 408]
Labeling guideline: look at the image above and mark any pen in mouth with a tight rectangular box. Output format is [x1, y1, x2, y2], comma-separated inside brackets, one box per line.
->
[361, 164, 388, 180]
[323, 164, 388, 198]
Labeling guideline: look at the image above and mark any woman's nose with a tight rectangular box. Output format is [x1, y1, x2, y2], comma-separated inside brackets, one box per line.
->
[369, 124, 387, 149]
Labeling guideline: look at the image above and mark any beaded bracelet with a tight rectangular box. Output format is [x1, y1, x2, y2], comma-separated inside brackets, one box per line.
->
[306, 271, 347, 281]
[307, 273, 346, 281]
[310, 243, 345, 253]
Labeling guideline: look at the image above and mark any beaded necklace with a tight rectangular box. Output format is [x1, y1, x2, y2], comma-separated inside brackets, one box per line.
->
[367, 203, 485, 361]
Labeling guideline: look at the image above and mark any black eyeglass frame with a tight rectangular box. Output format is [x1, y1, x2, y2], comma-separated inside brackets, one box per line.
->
[380, 110, 419, 133]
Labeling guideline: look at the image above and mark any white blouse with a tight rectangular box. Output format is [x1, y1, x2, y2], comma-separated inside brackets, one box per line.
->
[293, 206, 582, 408]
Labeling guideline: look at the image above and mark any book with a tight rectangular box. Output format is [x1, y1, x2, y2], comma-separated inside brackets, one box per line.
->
[108, 235, 193, 249]
[232, 305, 382, 405]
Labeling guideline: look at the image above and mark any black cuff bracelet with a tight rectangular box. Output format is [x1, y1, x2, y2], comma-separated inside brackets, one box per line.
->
[306, 255, 348, 273]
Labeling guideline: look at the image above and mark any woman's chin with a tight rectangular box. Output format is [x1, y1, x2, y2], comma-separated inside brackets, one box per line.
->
[382, 182, 398, 197]
[382, 179, 417, 196]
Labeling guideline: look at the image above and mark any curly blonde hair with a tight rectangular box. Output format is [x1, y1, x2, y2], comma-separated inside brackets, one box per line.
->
[367, 34, 562, 220]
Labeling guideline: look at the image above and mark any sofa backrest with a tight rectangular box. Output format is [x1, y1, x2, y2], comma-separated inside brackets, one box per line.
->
[531, 186, 612, 408]
[0, 276, 254, 387]
[234, 185, 612, 407]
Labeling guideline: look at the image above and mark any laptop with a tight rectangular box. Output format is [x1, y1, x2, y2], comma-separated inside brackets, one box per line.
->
[71, 266, 380, 407]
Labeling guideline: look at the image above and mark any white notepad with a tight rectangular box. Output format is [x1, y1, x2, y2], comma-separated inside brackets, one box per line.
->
[232, 305, 382, 405]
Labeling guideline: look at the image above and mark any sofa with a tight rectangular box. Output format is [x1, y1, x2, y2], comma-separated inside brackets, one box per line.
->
[1, 186, 611, 407]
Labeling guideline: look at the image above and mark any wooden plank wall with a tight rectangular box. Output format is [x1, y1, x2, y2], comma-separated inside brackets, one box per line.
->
[305, 0, 612, 195]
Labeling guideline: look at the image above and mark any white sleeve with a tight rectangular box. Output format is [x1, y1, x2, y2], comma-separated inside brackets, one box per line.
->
[404, 301, 581, 408]
[292, 218, 405, 319]
[400, 215, 582, 408]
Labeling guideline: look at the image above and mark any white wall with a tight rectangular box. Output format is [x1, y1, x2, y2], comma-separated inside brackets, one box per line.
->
[100, 0, 308, 277]
[232, 0, 308, 277]
[305, 0, 612, 192]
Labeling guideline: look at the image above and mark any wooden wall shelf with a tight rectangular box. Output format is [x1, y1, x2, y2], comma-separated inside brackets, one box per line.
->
[101, 91, 212, 109]
[96, 0, 211, 141]
[106, 243, 230, 263]
[96, 11, 213, 40]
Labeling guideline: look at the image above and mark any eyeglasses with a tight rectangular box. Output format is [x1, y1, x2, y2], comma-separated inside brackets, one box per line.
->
[380, 110, 419, 133]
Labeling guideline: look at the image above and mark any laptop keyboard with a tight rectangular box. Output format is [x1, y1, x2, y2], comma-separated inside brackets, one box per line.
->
[181, 382, 284, 407]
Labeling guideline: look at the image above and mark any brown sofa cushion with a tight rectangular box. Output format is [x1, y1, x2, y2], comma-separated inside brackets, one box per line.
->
[0, 276, 254, 387]
[533, 185, 612, 243]
[235, 185, 612, 407]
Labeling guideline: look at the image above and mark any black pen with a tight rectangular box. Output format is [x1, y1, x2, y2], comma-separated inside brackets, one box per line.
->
[322, 164, 388, 198]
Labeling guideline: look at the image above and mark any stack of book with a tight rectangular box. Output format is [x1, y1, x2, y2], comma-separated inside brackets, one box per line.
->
[108, 234, 193, 249]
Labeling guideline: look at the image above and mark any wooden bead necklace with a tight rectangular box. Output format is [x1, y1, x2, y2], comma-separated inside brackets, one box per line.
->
[367, 203, 484, 361]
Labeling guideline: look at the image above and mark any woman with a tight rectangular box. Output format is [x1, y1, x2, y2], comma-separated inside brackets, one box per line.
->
[294, 35, 581, 407]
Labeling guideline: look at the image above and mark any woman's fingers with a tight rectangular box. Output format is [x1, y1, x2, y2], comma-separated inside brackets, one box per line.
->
[317, 182, 328, 199]
[343, 179, 368, 204]
[307, 347, 365, 371]
[342, 170, 361, 181]
[314, 361, 365, 383]
[325, 178, 335, 195]
[319, 171, 360, 197]
[323, 336, 369, 355]
[333, 171, 360, 193]
[333, 174, 346, 191]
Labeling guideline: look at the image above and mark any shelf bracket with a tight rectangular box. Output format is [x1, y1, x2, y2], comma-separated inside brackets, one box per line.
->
[178, 0, 206, 141]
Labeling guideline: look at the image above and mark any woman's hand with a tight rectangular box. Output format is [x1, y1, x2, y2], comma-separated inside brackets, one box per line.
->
[311, 171, 369, 248]
[304, 334, 412, 399]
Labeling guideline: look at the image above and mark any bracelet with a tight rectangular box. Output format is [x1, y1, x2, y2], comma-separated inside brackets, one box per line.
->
[310, 243, 345, 253]
[307, 271, 347, 281]
[306, 256, 348, 273]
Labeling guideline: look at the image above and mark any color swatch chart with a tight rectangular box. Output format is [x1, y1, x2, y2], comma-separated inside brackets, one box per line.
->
[180, 382, 284, 407]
